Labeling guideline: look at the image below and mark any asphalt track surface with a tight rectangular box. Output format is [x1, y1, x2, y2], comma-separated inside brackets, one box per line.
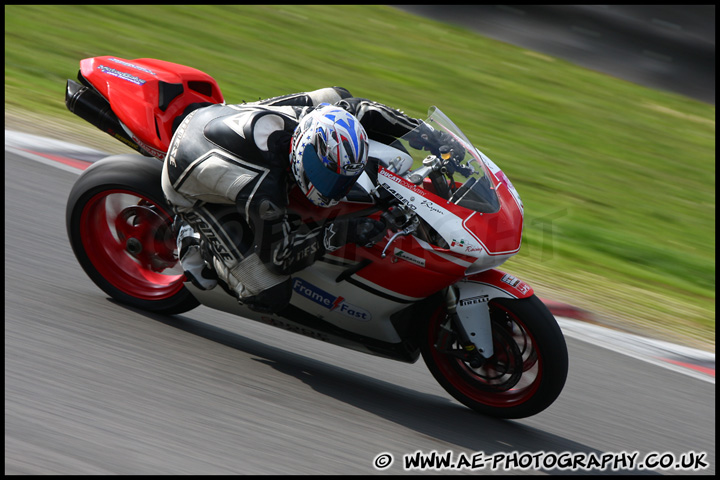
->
[394, 5, 715, 105]
[4, 132, 715, 475]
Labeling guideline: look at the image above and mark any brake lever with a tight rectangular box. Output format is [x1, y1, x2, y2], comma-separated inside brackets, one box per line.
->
[380, 218, 419, 258]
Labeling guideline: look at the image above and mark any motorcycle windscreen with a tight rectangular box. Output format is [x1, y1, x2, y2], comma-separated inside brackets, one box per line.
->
[449, 174, 500, 213]
[302, 145, 360, 199]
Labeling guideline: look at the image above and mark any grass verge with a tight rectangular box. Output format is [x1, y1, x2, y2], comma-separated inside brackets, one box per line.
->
[5, 5, 714, 350]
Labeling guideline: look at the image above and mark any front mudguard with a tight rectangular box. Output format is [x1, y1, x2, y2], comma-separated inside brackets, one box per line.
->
[462, 269, 534, 299]
[452, 269, 535, 357]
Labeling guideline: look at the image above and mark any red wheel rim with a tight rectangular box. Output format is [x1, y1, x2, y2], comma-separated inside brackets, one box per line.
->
[428, 302, 542, 408]
[79, 189, 185, 300]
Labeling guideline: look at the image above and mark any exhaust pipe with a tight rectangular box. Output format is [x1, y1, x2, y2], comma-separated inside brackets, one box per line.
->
[65, 78, 143, 154]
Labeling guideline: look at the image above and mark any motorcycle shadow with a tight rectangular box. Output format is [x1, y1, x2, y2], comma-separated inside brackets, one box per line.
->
[120, 302, 646, 476]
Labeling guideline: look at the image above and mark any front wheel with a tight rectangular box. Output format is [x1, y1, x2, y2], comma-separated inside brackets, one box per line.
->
[66, 154, 199, 315]
[419, 295, 568, 418]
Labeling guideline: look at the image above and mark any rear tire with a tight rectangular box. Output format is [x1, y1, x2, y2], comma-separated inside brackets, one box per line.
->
[66, 154, 199, 315]
[419, 295, 568, 418]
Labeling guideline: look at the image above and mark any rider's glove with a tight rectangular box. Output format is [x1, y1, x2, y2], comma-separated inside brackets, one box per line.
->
[352, 218, 387, 246]
[324, 218, 387, 251]
[408, 124, 466, 163]
[407, 123, 436, 151]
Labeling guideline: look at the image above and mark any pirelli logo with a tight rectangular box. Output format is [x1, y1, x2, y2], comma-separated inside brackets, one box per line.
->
[458, 295, 489, 307]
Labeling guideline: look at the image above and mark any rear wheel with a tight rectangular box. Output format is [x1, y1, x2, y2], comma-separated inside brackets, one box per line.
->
[419, 295, 568, 418]
[66, 154, 199, 315]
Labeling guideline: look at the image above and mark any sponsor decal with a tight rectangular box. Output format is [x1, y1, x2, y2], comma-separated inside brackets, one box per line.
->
[290, 243, 319, 264]
[130, 133, 166, 159]
[393, 248, 426, 267]
[224, 109, 263, 139]
[109, 58, 156, 75]
[465, 244, 484, 254]
[323, 223, 341, 252]
[112, 132, 142, 151]
[420, 199, 444, 215]
[381, 185, 418, 212]
[261, 316, 330, 342]
[379, 168, 428, 199]
[183, 211, 235, 262]
[292, 278, 371, 321]
[451, 238, 465, 248]
[458, 294, 489, 307]
[97, 65, 146, 85]
[342, 162, 364, 173]
[501, 273, 531, 295]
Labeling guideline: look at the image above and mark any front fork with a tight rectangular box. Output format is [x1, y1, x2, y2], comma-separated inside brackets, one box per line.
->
[436, 271, 535, 365]
[439, 286, 494, 367]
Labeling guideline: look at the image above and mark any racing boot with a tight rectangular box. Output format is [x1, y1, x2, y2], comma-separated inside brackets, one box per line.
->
[176, 222, 218, 290]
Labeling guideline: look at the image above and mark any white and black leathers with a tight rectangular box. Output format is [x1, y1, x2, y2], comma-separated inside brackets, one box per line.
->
[161, 87, 421, 313]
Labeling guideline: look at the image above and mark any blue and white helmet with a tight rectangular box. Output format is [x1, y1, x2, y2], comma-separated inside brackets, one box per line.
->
[290, 104, 369, 207]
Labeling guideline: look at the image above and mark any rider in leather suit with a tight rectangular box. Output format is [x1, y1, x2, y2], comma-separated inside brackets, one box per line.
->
[161, 87, 430, 314]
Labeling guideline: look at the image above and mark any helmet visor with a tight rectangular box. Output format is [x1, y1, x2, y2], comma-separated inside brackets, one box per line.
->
[302, 145, 360, 200]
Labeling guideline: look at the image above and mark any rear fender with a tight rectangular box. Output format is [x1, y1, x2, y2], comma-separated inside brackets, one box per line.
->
[452, 269, 534, 358]
[78, 56, 224, 156]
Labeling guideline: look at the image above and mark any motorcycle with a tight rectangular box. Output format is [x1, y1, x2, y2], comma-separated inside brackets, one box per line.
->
[65, 56, 568, 419]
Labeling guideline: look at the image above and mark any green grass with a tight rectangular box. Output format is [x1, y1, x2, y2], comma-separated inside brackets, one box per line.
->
[5, 5, 715, 348]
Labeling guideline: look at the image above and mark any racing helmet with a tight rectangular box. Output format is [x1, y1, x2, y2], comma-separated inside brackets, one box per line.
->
[290, 104, 369, 207]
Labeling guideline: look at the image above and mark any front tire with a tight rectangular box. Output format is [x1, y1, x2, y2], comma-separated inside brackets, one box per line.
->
[419, 295, 568, 418]
[66, 154, 199, 315]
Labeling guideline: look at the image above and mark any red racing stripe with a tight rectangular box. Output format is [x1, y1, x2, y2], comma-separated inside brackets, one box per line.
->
[662, 358, 715, 377]
[21, 149, 92, 171]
